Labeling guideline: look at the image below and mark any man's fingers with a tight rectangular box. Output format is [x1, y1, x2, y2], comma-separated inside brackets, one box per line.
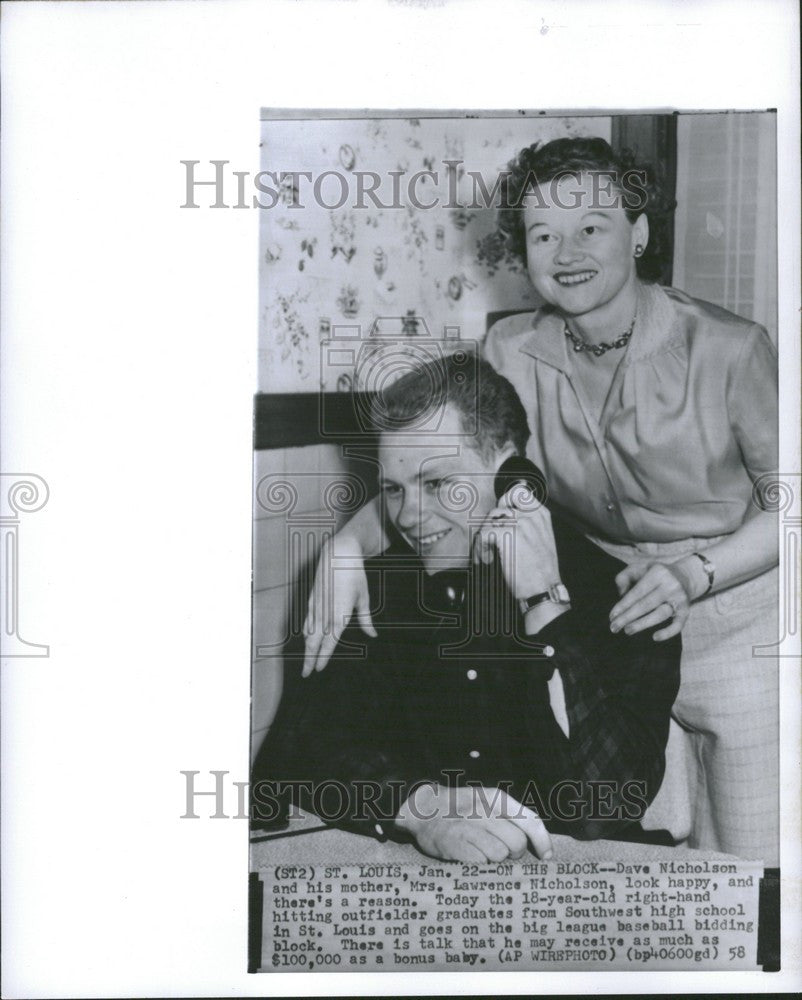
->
[473, 526, 496, 565]
[509, 813, 553, 860]
[450, 841, 487, 863]
[465, 826, 515, 863]
[483, 817, 528, 859]
[480, 524, 515, 565]
[497, 490, 517, 511]
[507, 805, 553, 859]
[473, 507, 515, 566]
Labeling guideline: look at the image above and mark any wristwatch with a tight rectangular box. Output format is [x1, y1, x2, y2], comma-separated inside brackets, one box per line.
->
[691, 551, 715, 595]
[519, 583, 571, 615]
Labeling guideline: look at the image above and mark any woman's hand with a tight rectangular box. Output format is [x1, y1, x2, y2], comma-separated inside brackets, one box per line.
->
[302, 534, 376, 677]
[609, 560, 696, 641]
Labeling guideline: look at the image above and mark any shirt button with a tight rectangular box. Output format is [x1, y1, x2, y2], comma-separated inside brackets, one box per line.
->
[543, 645, 555, 658]
[468, 750, 480, 759]
[606, 502, 616, 512]
[466, 669, 478, 681]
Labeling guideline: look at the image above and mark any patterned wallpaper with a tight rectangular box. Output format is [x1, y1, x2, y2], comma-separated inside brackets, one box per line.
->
[258, 114, 611, 393]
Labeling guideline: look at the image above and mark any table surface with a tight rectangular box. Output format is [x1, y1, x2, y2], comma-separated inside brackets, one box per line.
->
[251, 810, 744, 868]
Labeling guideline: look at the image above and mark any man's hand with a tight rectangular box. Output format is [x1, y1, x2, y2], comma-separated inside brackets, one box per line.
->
[302, 534, 376, 677]
[395, 783, 553, 862]
[474, 491, 561, 601]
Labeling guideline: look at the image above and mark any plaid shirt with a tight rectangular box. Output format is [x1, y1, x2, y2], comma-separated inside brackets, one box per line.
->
[253, 517, 681, 841]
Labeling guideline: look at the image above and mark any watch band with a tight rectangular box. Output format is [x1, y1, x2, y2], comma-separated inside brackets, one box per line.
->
[519, 583, 570, 615]
[691, 552, 715, 595]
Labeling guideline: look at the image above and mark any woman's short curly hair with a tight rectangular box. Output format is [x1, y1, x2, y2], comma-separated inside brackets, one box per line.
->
[497, 136, 676, 282]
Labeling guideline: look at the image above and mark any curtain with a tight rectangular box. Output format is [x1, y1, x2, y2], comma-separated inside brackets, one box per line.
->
[672, 112, 778, 345]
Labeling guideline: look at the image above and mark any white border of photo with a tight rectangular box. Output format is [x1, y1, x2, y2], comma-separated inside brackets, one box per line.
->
[1, 1, 799, 997]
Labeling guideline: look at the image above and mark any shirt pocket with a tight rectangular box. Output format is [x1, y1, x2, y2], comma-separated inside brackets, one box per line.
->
[713, 565, 779, 616]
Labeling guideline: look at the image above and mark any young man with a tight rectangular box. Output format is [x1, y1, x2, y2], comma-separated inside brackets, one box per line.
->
[252, 355, 680, 862]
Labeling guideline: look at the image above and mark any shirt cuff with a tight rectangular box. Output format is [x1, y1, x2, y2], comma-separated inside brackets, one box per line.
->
[533, 608, 584, 650]
[523, 601, 571, 636]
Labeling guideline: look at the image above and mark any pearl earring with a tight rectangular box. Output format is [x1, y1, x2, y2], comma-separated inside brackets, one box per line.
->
[634, 243, 645, 258]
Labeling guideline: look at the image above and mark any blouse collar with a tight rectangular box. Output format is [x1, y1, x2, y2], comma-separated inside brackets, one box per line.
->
[518, 282, 685, 371]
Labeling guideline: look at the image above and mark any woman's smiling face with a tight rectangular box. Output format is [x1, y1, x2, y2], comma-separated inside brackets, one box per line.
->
[523, 172, 647, 319]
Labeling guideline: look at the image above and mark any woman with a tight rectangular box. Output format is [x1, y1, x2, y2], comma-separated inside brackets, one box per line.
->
[303, 137, 779, 864]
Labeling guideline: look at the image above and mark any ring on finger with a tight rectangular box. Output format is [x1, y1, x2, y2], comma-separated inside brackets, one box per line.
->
[664, 599, 677, 619]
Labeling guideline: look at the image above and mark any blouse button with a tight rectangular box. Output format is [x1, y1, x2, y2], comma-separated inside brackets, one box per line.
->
[606, 502, 616, 513]
[466, 669, 478, 680]
[468, 750, 480, 759]
[543, 645, 555, 658]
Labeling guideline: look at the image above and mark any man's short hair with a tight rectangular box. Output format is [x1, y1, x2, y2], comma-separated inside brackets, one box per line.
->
[371, 352, 531, 459]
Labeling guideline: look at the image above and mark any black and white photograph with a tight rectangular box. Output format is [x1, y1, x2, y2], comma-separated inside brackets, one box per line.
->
[248, 109, 783, 972]
[2, 2, 800, 997]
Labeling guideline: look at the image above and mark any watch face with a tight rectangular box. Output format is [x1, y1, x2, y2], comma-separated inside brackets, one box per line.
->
[551, 583, 570, 604]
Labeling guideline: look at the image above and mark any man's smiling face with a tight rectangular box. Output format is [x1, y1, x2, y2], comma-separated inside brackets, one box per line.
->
[378, 405, 504, 573]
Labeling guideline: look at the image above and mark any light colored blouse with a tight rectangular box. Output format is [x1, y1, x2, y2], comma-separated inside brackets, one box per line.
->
[483, 282, 778, 545]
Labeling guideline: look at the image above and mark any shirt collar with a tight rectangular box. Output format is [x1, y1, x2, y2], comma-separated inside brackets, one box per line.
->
[518, 283, 683, 371]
